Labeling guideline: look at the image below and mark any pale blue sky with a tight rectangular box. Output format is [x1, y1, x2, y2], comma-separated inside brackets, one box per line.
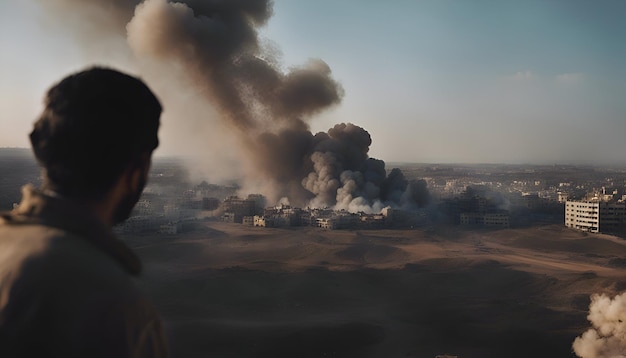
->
[1, 1, 625, 164]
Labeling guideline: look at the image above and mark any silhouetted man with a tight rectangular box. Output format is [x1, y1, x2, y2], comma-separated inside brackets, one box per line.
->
[0, 67, 168, 357]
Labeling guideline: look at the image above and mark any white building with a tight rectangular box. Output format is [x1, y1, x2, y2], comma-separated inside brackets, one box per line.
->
[565, 200, 626, 234]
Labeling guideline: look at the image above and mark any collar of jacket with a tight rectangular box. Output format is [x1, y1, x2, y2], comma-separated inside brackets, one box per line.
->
[2, 184, 142, 275]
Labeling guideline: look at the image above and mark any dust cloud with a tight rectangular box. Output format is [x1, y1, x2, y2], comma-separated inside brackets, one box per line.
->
[573, 292, 626, 358]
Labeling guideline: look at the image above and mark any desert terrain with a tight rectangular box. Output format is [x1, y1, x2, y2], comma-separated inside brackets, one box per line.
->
[125, 223, 626, 358]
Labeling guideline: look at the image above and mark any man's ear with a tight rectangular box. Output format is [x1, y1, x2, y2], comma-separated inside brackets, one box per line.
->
[125, 152, 152, 191]
[137, 151, 152, 179]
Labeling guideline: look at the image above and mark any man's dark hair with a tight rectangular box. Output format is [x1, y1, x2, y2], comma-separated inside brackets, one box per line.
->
[30, 67, 162, 199]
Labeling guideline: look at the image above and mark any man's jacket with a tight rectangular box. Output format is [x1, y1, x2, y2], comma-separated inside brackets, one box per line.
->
[0, 185, 168, 357]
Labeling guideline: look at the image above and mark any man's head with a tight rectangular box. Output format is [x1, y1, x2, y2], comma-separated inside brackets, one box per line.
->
[30, 67, 162, 222]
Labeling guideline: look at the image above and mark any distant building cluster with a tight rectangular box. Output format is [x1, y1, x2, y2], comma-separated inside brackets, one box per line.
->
[223, 203, 430, 230]
[114, 177, 434, 234]
[109, 161, 626, 236]
[113, 179, 237, 236]
[11, 150, 626, 236]
[438, 187, 510, 229]
[113, 195, 195, 236]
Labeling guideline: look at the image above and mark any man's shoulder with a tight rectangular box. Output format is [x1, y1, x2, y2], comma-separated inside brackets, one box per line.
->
[0, 219, 135, 289]
[0, 218, 73, 263]
[0, 220, 167, 358]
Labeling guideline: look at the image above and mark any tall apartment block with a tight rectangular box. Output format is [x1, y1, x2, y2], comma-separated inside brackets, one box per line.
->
[565, 200, 626, 234]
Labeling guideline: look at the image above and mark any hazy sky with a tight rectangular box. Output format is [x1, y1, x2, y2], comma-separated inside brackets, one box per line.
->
[1, 0, 625, 165]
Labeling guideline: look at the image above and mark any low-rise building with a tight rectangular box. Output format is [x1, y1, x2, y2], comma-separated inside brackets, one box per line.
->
[160, 221, 183, 235]
[316, 217, 336, 229]
[360, 214, 386, 229]
[222, 212, 241, 223]
[254, 215, 274, 227]
[115, 215, 161, 234]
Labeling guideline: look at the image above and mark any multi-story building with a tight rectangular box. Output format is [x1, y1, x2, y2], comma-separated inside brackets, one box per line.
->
[460, 211, 509, 228]
[221, 196, 259, 223]
[483, 212, 510, 228]
[565, 200, 626, 234]
[222, 196, 257, 217]
[202, 197, 220, 211]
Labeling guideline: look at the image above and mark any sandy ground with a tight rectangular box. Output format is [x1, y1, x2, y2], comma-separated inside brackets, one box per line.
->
[125, 223, 626, 358]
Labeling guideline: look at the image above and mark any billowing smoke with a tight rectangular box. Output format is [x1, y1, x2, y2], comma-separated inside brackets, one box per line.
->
[39, 0, 429, 212]
[573, 292, 626, 358]
[126, 0, 340, 130]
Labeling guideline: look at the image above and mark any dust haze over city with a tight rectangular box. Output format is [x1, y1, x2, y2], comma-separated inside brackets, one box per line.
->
[1, 1, 626, 357]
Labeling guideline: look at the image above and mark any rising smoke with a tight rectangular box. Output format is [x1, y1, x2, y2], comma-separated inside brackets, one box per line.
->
[573, 292, 626, 358]
[40, 0, 429, 212]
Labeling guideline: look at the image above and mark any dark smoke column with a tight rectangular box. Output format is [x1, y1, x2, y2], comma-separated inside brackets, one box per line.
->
[127, 0, 342, 129]
[125, 0, 427, 212]
[127, 0, 338, 202]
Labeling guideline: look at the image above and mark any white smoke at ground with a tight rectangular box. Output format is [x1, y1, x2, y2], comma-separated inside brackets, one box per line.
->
[573, 292, 626, 358]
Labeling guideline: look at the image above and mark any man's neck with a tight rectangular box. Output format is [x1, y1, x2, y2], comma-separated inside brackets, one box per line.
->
[41, 186, 117, 228]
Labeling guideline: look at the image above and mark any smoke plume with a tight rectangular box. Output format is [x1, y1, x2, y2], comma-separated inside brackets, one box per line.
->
[573, 292, 626, 358]
[39, 0, 429, 212]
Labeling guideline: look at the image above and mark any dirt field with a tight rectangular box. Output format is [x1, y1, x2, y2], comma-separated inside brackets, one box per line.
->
[125, 223, 626, 358]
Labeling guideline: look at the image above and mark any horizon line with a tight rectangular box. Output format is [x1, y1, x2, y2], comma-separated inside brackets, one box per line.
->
[2, 147, 624, 167]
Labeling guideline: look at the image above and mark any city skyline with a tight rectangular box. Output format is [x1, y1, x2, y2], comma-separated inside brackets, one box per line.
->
[1, 0, 625, 165]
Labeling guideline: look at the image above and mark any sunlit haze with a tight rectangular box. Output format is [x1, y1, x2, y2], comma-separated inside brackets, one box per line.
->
[1, 1, 624, 165]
